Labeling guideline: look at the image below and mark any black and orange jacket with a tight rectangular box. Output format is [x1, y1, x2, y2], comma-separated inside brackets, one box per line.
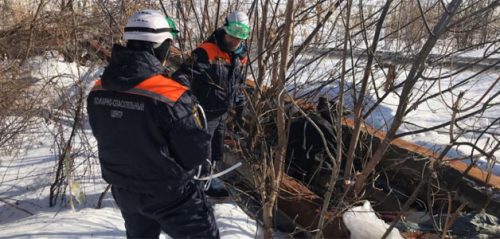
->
[87, 45, 210, 191]
[174, 28, 247, 116]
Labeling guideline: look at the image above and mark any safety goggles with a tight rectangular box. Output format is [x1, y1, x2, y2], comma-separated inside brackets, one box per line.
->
[224, 21, 250, 40]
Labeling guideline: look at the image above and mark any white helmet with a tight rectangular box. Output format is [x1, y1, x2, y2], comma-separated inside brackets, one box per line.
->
[123, 9, 178, 46]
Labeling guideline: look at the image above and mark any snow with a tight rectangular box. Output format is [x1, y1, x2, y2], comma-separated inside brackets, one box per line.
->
[0, 208, 125, 238]
[452, 46, 500, 59]
[213, 203, 260, 238]
[343, 201, 403, 239]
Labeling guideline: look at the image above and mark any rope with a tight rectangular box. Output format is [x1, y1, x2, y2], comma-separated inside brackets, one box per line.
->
[195, 161, 242, 181]
[194, 161, 243, 191]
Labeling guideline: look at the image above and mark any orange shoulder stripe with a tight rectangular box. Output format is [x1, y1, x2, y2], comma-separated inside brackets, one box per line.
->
[91, 75, 187, 105]
[200, 42, 231, 64]
[199, 42, 248, 65]
[133, 74, 187, 102]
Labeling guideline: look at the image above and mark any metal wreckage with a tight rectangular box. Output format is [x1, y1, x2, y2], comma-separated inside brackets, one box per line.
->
[219, 95, 500, 238]
[89, 42, 499, 238]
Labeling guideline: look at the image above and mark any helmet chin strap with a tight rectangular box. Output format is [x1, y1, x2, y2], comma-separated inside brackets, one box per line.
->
[153, 39, 171, 63]
[126, 40, 170, 63]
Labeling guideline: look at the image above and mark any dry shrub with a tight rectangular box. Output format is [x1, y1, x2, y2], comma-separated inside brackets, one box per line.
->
[0, 1, 31, 29]
[384, 1, 441, 49]
[0, 11, 100, 62]
[0, 1, 158, 63]
[0, 63, 38, 151]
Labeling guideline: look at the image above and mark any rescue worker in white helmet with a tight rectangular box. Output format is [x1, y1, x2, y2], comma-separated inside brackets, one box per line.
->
[87, 9, 219, 238]
[173, 11, 250, 198]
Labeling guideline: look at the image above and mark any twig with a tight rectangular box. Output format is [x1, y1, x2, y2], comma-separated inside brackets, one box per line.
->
[0, 198, 34, 216]
[95, 184, 111, 209]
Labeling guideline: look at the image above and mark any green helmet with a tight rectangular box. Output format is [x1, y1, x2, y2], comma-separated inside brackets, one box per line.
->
[224, 11, 250, 40]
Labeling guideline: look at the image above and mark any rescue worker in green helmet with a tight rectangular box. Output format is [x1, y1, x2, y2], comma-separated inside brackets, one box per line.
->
[174, 11, 251, 198]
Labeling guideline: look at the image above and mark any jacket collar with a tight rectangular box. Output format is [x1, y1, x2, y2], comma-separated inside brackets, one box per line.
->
[101, 45, 166, 91]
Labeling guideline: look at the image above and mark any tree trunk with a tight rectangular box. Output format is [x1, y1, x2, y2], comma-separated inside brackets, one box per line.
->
[343, 0, 393, 186]
[262, 1, 294, 238]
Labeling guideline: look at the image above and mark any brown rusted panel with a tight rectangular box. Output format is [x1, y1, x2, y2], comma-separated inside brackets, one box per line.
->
[221, 149, 347, 237]
[341, 118, 500, 189]
[447, 160, 500, 187]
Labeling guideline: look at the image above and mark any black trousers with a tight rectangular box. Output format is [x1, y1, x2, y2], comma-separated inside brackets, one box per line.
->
[206, 112, 228, 162]
[111, 181, 219, 239]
